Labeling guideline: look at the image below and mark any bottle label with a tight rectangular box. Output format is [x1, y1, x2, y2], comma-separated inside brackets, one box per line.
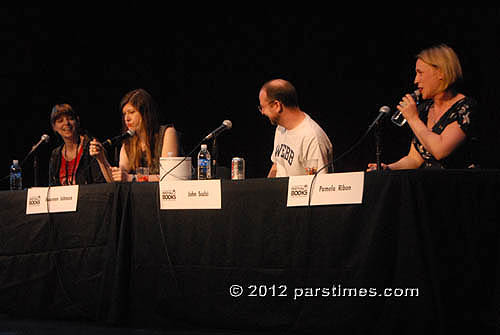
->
[199, 159, 209, 168]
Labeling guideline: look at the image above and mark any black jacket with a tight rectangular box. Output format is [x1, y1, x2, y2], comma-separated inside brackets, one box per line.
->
[49, 134, 106, 186]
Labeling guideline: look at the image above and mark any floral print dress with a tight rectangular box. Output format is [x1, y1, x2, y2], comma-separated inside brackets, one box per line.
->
[412, 96, 479, 169]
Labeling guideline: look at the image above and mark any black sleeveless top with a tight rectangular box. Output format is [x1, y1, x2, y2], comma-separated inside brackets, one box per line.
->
[128, 124, 173, 175]
[412, 97, 479, 169]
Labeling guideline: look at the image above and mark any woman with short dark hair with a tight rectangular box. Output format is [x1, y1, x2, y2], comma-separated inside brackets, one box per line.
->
[49, 103, 105, 185]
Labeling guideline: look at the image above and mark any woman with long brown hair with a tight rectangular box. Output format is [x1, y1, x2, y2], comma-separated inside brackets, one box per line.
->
[90, 88, 179, 182]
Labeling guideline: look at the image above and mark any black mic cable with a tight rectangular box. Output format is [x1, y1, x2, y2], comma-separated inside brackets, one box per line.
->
[307, 106, 391, 206]
[159, 137, 206, 183]
[159, 120, 232, 183]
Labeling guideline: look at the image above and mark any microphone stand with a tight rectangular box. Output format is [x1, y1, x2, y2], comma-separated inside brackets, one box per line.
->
[33, 153, 39, 187]
[212, 136, 218, 178]
[375, 120, 382, 171]
[21, 139, 48, 187]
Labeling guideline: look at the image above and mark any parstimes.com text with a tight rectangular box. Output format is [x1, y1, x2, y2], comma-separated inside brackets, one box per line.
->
[229, 284, 420, 300]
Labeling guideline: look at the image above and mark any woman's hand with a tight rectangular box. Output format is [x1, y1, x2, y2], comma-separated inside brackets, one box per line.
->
[89, 139, 105, 160]
[397, 93, 419, 123]
[366, 163, 390, 172]
[111, 167, 129, 182]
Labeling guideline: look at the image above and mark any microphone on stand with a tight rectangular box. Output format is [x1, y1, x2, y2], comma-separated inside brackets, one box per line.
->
[314, 106, 392, 176]
[27, 134, 50, 156]
[21, 134, 50, 167]
[102, 129, 135, 148]
[159, 120, 233, 182]
[368, 106, 391, 131]
[373, 106, 391, 171]
[20, 134, 50, 187]
[204, 120, 232, 179]
[308, 105, 392, 205]
[204, 120, 232, 140]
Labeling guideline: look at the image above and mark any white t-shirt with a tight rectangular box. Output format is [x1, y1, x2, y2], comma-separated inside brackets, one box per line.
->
[271, 113, 333, 177]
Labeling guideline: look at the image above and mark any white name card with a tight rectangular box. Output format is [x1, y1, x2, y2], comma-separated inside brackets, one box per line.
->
[26, 185, 79, 214]
[159, 179, 222, 210]
[287, 172, 364, 207]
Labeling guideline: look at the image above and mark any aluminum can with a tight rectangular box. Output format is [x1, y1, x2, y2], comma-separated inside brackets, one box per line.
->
[231, 157, 245, 180]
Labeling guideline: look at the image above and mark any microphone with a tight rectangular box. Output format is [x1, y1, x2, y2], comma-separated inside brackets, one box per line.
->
[159, 120, 232, 182]
[103, 129, 135, 148]
[204, 120, 232, 140]
[367, 106, 391, 130]
[391, 89, 421, 127]
[19, 134, 50, 182]
[28, 134, 50, 155]
[313, 105, 391, 178]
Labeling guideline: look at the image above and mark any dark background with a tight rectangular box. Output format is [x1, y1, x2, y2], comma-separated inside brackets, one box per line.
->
[1, 9, 499, 189]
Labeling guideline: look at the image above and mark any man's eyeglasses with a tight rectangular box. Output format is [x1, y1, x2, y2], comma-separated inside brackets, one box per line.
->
[257, 100, 278, 113]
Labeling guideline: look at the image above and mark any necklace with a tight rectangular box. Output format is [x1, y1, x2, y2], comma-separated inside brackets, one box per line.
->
[428, 104, 440, 128]
[63, 137, 81, 185]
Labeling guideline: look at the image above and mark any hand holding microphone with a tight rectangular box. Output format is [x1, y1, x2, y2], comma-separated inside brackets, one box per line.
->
[90, 129, 135, 160]
[391, 89, 421, 127]
[89, 139, 105, 160]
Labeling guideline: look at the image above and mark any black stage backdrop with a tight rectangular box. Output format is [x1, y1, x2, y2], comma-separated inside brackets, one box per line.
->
[1, 9, 499, 188]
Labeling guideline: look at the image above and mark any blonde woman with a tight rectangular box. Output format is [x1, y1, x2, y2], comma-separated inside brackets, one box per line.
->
[90, 89, 179, 182]
[368, 44, 479, 171]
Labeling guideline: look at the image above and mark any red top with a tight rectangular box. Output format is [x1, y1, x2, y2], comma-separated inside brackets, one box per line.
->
[59, 144, 84, 185]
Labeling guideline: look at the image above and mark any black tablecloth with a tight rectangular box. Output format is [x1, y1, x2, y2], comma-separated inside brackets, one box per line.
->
[1, 170, 499, 333]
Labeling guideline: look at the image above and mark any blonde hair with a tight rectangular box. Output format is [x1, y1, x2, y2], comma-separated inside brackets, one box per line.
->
[417, 44, 463, 92]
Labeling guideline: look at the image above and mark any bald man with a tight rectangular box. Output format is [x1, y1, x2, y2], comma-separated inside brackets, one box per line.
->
[258, 79, 333, 177]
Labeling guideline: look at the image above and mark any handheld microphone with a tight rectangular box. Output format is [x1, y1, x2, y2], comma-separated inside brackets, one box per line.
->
[103, 129, 135, 148]
[204, 120, 232, 140]
[391, 89, 421, 127]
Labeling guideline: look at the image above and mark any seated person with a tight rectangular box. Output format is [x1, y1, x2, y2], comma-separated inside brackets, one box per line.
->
[90, 88, 179, 182]
[49, 103, 105, 185]
[368, 44, 479, 171]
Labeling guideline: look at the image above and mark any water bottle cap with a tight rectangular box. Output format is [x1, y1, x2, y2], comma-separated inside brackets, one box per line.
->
[201, 144, 207, 150]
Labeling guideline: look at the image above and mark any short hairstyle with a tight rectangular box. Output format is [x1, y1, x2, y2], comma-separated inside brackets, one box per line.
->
[417, 44, 463, 92]
[261, 79, 299, 108]
[50, 103, 80, 128]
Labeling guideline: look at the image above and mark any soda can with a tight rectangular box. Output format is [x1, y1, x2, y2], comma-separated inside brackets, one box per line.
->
[231, 157, 245, 180]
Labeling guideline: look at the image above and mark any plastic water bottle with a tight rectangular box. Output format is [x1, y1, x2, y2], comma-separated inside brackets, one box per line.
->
[197, 144, 211, 180]
[10, 159, 22, 190]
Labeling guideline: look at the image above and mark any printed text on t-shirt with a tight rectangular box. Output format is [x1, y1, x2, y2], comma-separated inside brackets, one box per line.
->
[275, 144, 295, 166]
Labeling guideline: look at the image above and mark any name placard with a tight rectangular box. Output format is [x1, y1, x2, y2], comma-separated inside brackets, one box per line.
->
[26, 185, 79, 214]
[159, 179, 221, 210]
[287, 172, 364, 207]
